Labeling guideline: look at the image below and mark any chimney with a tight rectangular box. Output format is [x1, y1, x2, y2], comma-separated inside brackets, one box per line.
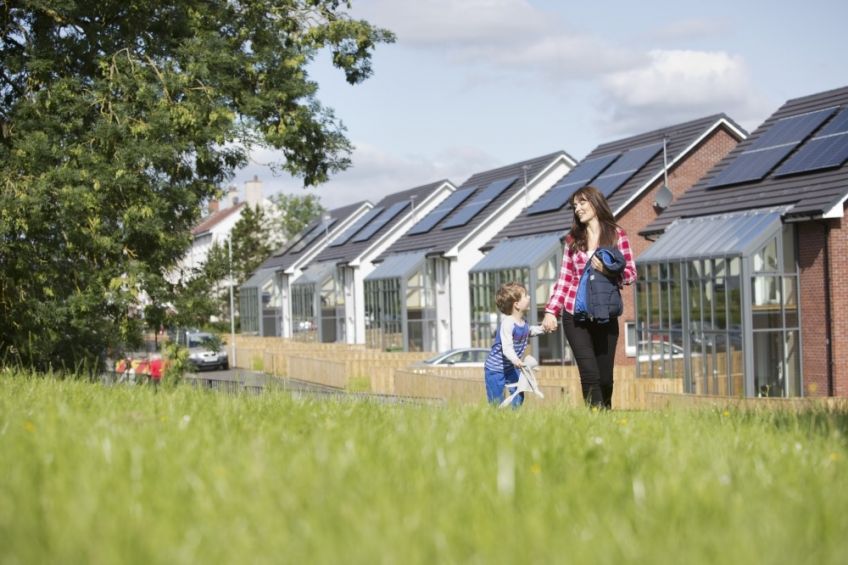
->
[245, 175, 263, 208]
[208, 199, 220, 214]
[223, 185, 239, 208]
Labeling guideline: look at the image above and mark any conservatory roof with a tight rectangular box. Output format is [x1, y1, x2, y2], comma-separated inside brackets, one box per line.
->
[470, 233, 562, 273]
[240, 268, 275, 290]
[291, 261, 336, 286]
[365, 251, 428, 281]
[637, 208, 785, 263]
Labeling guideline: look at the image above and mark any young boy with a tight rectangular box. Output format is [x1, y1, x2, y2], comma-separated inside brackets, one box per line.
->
[484, 282, 546, 407]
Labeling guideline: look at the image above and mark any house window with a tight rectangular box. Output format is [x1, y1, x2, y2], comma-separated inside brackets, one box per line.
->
[625, 321, 636, 356]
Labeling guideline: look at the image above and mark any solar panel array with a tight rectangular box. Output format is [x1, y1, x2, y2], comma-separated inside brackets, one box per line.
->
[289, 218, 336, 253]
[709, 107, 838, 188]
[775, 107, 848, 176]
[591, 142, 663, 198]
[441, 176, 518, 229]
[351, 201, 411, 242]
[328, 206, 384, 247]
[406, 187, 476, 235]
[526, 153, 620, 215]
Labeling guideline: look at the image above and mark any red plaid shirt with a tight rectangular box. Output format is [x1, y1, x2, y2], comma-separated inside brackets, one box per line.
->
[545, 228, 637, 316]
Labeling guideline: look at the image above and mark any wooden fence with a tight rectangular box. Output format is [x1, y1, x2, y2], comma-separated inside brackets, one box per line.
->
[647, 392, 848, 411]
[228, 336, 430, 393]
[394, 365, 683, 410]
[227, 336, 848, 410]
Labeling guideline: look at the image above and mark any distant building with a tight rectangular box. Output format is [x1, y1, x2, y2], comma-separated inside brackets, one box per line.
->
[174, 176, 276, 282]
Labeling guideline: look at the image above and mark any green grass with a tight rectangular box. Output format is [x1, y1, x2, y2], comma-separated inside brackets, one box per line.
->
[2, 373, 847, 564]
[346, 375, 371, 393]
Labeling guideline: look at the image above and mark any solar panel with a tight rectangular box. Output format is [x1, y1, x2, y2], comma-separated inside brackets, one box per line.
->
[441, 200, 488, 228]
[478, 176, 518, 201]
[279, 220, 317, 254]
[351, 201, 411, 242]
[774, 107, 848, 176]
[526, 153, 620, 215]
[406, 187, 476, 235]
[710, 107, 838, 188]
[591, 142, 663, 197]
[329, 206, 384, 247]
[441, 176, 518, 229]
[817, 106, 848, 136]
[289, 218, 336, 253]
[709, 145, 797, 187]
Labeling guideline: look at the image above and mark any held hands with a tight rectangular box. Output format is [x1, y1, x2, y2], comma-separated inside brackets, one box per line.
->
[591, 255, 607, 275]
[542, 312, 558, 333]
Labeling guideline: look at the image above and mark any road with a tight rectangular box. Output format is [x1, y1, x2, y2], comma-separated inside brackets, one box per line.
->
[185, 368, 441, 405]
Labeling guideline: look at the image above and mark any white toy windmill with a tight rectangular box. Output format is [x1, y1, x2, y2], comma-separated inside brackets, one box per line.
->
[500, 355, 544, 408]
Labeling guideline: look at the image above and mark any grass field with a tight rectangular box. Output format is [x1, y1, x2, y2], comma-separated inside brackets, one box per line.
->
[2, 373, 847, 564]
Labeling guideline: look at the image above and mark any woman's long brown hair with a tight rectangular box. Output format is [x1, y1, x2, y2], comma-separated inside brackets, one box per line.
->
[567, 185, 620, 252]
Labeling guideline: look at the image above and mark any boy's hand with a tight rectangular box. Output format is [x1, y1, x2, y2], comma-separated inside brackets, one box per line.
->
[514, 359, 525, 369]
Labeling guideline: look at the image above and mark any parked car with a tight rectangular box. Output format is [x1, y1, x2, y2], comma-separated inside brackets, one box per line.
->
[186, 332, 229, 371]
[637, 340, 685, 362]
[409, 347, 489, 372]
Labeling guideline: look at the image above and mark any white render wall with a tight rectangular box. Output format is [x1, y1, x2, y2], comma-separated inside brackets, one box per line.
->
[444, 157, 572, 350]
[340, 182, 455, 345]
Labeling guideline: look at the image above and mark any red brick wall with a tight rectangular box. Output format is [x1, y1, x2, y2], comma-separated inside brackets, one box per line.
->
[615, 127, 740, 366]
[827, 217, 848, 397]
[796, 216, 848, 398]
[798, 222, 828, 396]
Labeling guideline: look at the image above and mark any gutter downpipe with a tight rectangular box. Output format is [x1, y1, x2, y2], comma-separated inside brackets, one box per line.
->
[822, 221, 834, 396]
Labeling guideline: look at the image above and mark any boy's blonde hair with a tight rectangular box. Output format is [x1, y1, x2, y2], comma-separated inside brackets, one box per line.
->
[496, 282, 526, 315]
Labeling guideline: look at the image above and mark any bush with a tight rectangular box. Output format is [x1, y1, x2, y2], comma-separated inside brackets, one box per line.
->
[162, 342, 189, 389]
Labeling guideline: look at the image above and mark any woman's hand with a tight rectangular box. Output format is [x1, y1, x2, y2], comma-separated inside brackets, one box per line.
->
[591, 255, 606, 274]
[542, 312, 558, 332]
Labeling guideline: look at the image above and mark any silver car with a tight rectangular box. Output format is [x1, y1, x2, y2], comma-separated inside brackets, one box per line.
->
[186, 332, 229, 371]
[409, 348, 489, 373]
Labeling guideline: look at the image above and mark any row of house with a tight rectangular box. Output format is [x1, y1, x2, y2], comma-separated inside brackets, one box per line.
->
[222, 85, 848, 399]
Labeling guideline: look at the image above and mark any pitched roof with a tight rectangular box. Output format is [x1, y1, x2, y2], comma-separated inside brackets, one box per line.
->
[191, 203, 245, 236]
[485, 114, 745, 248]
[259, 201, 369, 272]
[379, 151, 573, 258]
[643, 85, 848, 235]
[311, 180, 452, 266]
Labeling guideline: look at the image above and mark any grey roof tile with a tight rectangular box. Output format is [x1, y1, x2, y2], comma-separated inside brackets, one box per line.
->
[259, 201, 369, 271]
[379, 151, 574, 259]
[485, 114, 744, 249]
[311, 180, 452, 266]
[643, 85, 848, 235]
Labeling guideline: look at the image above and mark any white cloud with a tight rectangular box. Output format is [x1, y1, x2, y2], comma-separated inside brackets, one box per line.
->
[649, 18, 732, 42]
[231, 143, 499, 210]
[357, 0, 547, 46]
[597, 49, 769, 135]
[356, 0, 640, 79]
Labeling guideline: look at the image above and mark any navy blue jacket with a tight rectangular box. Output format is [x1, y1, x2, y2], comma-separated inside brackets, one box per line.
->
[573, 247, 626, 323]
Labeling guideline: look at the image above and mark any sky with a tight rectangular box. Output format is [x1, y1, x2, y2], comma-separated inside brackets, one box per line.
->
[232, 0, 848, 211]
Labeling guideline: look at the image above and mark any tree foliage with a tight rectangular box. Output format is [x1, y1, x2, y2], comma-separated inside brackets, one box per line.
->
[0, 1, 393, 371]
[271, 192, 325, 243]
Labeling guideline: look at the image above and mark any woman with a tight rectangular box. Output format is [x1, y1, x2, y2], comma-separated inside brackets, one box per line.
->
[542, 186, 636, 408]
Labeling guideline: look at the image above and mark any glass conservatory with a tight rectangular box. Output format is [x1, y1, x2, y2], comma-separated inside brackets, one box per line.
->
[290, 262, 337, 343]
[238, 268, 280, 336]
[364, 252, 436, 352]
[469, 234, 568, 364]
[636, 209, 801, 397]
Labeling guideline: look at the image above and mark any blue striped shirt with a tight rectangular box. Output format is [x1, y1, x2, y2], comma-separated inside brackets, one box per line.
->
[485, 317, 544, 372]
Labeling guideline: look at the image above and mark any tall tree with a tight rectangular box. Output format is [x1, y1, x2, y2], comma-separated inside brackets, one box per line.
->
[271, 192, 325, 244]
[0, 1, 393, 371]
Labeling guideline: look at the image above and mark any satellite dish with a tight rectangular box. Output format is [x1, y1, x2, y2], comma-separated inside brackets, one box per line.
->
[654, 184, 673, 209]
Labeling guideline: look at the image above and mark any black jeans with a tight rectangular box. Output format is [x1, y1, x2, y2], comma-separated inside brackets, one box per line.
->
[562, 312, 619, 409]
